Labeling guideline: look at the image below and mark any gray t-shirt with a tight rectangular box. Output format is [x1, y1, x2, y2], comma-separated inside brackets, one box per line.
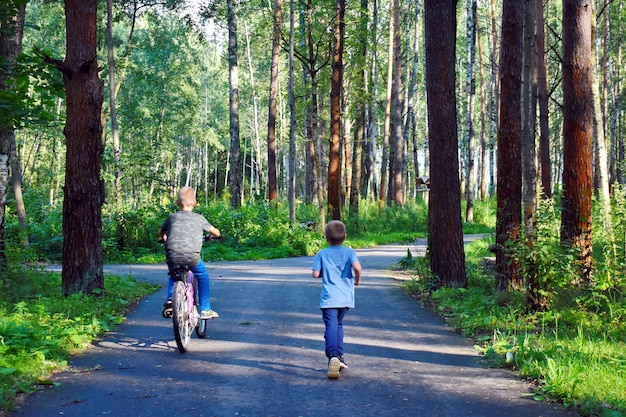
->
[160, 210, 212, 267]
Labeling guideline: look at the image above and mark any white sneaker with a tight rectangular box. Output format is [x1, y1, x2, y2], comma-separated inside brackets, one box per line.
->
[327, 357, 340, 379]
[200, 310, 219, 319]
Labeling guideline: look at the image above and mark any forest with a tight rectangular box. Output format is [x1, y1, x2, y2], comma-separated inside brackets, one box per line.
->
[0, 0, 626, 414]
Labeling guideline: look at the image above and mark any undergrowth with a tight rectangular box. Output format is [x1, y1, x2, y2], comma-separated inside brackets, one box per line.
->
[0, 268, 156, 411]
[400, 215, 626, 417]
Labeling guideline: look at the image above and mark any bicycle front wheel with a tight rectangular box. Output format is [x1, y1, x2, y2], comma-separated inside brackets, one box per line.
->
[172, 280, 191, 352]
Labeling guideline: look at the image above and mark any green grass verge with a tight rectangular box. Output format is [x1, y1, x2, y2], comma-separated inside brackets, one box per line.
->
[400, 239, 626, 417]
[0, 268, 157, 411]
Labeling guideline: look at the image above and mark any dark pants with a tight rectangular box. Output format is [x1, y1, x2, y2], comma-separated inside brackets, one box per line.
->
[322, 307, 348, 358]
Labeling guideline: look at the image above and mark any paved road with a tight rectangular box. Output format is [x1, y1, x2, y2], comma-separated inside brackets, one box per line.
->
[12, 242, 575, 417]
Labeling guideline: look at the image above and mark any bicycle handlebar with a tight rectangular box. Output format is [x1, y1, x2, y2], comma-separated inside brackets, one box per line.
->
[158, 234, 222, 244]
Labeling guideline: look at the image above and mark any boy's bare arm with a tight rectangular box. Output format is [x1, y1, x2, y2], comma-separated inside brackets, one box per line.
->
[312, 270, 321, 278]
[208, 225, 221, 238]
[352, 260, 362, 286]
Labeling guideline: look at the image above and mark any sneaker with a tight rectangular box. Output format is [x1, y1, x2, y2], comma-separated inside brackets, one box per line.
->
[327, 357, 340, 379]
[338, 356, 348, 371]
[200, 309, 219, 319]
[162, 300, 172, 318]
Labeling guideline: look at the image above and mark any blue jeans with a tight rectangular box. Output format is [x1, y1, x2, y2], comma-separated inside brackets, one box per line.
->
[167, 261, 212, 312]
[322, 307, 348, 358]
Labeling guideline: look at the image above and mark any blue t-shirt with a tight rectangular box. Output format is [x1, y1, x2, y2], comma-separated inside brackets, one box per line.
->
[312, 245, 359, 309]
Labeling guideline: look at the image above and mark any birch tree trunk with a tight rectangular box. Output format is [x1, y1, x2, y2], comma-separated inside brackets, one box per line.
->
[464, 0, 477, 222]
[244, 22, 262, 200]
[0, 1, 26, 266]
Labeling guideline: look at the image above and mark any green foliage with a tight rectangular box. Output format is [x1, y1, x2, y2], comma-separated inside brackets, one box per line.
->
[0, 268, 156, 411]
[401, 230, 626, 416]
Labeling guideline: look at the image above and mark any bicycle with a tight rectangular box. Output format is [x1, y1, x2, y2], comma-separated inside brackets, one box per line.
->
[161, 235, 218, 353]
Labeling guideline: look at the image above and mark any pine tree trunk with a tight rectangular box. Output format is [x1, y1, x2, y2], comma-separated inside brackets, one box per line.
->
[561, 0, 594, 285]
[390, 0, 403, 206]
[424, 0, 467, 289]
[536, 0, 551, 199]
[228, 0, 241, 207]
[495, 0, 523, 292]
[328, 0, 345, 220]
[61, 0, 105, 295]
[267, 0, 283, 204]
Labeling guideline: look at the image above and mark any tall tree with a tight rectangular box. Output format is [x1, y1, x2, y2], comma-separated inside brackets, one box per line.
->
[521, 0, 540, 310]
[379, 0, 393, 205]
[228, 0, 241, 207]
[494, 0, 523, 292]
[60, 0, 105, 295]
[536, 0, 551, 199]
[0, 0, 27, 268]
[328, 0, 344, 220]
[287, 0, 296, 222]
[424, 0, 467, 288]
[561, 0, 593, 285]
[590, 1, 611, 231]
[106, 0, 121, 204]
[267, 0, 283, 204]
[349, 0, 368, 217]
[463, 0, 477, 221]
[389, 0, 403, 206]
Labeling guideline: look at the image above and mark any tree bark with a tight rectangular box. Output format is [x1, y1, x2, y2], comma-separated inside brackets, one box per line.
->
[495, 0, 523, 292]
[536, 0, 551, 199]
[328, 0, 345, 220]
[424, 0, 467, 289]
[0, 1, 26, 267]
[561, 0, 593, 285]
[228, 0, 241, 207]
[288, 0, 296, 222]
[390, 0, 403, 206]
[464, 0, 477, 222]
[267, 0, 283, 204]
[349, 0, 368, 218]
[61, 0, 105, 295]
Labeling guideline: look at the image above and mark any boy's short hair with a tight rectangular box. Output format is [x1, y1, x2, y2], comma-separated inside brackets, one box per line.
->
[177, 186, 196, 207]
[325, 220, 346, 245]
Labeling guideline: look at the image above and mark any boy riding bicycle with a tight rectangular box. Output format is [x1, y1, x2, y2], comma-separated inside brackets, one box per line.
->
[159, 186, 220, 320]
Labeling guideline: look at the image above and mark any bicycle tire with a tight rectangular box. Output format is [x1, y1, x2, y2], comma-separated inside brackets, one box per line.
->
[172, 280, 191, 352]
[193, 276, 207, 338]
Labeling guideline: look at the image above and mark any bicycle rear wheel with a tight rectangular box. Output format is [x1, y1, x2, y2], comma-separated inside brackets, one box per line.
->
[194, 276, 207, 338]
[172, 280, 191, 352]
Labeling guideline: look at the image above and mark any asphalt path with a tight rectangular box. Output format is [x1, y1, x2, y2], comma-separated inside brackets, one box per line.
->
[12, 241, 576, 417]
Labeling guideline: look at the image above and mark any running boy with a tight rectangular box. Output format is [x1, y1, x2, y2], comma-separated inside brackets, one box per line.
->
[159, 186, 220, 320]
[312, 220, 362, 379]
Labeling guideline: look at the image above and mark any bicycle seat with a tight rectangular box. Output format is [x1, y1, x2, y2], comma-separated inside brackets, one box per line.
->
[168, 264, 191, 280]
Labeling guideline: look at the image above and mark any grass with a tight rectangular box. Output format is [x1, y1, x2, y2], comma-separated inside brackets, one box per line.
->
[400, 238, 626, 417]
[0, 267, 157, 411]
